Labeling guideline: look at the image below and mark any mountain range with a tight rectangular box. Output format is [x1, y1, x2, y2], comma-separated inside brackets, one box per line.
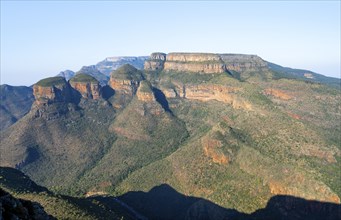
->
[0, 52, 340, 219]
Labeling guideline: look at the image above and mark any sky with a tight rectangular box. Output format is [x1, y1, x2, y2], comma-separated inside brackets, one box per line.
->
[1, 1, 340, 86]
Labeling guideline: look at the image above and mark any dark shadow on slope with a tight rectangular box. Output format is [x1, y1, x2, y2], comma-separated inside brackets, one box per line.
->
[101, 85, 115, 100]
[15, 147, 40, 170]
[119, 184, 246, 220]
[252, 195, 341, 220]
[70, 87, 82, 105]
[118, 184, 341, 220]
[152, 88, 172, 114]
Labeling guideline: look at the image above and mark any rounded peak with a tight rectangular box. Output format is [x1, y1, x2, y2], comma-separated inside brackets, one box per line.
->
[111, 64, 143, 81]
[35, 76, 67, 87]
[69, 73, 98, 83]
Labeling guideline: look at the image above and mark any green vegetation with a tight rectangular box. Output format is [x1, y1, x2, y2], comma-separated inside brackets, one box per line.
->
[35, 76, 66, 87]
[1, 59, 340, 218]
[70, 73, 98, 83]
[0, 167, 128, 220]
[138, 80, 153, 93]
[111, 64, 143, 81]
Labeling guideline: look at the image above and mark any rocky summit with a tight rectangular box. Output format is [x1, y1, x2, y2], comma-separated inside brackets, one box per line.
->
[0, 52, 340, 220]
[144, 52, 267, 74]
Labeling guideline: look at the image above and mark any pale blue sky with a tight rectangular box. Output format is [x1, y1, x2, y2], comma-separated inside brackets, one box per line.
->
[1, 1, 340, 86]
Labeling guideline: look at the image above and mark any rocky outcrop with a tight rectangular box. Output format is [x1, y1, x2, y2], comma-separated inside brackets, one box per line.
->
[69, 74, 101, 99]
[144, 52, 268, 74]
[109, 64, 143, 95]
[33, 77, 72, 105]
[264, 88, 292, 100]
[220, 54, 268, 72]
[144, 52, 167, 71]
[110, 79, 139, 95]
[136, 81, 155, 102]
[202, 137, 229, 165]
[164, 62, 227, 74]
[159, 87, 178, 98]
[160, 83, 252, 110]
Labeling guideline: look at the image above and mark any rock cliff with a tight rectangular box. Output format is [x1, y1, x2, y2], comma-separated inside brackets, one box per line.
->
[144, 52, 167, 71]
[160, 83, 252, 110]
[69, 74, 101, 99]
[144, 52, 268, 74]
[136, 81, 155, 102]
[33, 77, 72, 105]
[109, 64, 143, 95]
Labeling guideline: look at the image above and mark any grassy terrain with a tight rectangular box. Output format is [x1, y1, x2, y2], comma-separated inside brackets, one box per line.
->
[35, 76, 67, 87]
[111, 64, 144, 81]
[1, 63, 340, 217]
[0, 167, 127, 220]
[70, 73, 99, 83]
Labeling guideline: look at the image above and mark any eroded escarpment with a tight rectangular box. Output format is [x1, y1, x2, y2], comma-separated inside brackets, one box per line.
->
[69, 74, 101, 99]
[136, 80, 156, 102]
[144, 52, 167, 71]
[160, 83, 252, 110]
[144, 52, 268, 74]
[33, 77, 73, 106]
[109, 64, 143, 96]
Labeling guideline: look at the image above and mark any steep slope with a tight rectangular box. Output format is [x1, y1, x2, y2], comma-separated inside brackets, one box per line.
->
[0, 52, 340, 218]
[69, 74, 101, 99]
[0, 188, 55, 220]
[0, 84, 34, 130]
[0, 167, 132, 220]
[75, 80, 188, 194]
[115, 53, 341, 213]
[0, 76, 116, 193]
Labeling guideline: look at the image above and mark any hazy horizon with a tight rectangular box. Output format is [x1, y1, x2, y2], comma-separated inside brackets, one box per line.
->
[1, 1, 340, 86]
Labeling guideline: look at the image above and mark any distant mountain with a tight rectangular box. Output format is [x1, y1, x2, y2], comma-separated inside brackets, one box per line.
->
[96, 56, 148, 76]
[1, 52, 340, 219]
[57, 70, 75, 81]
[56, 56, 148, 84]
[0, 84, 34, 130]
[76, 65, 109, 85]
[268, 62, 341, 88]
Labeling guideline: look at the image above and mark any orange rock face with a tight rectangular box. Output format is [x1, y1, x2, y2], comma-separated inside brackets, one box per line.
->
[33, 84, 71, 105]
[144, 52, 268, 73]
[109, 79, 139, 95]
[163, 62, 227, 74]
[264, 88, 292, 100]
[202, 137, 229, 165]
[136, 90, 155, 102]
[70, 82, 101, 99]
[178, 84, 252, 110]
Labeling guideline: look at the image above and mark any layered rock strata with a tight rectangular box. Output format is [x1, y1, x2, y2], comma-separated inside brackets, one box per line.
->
[109, 64, 143, 96]
[33, 77, 72, 105]
[136, 81, 155, 102]
[144, 52, 167, 71]
[144, 52, 268, 73]
[69, 74, 101, 99]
